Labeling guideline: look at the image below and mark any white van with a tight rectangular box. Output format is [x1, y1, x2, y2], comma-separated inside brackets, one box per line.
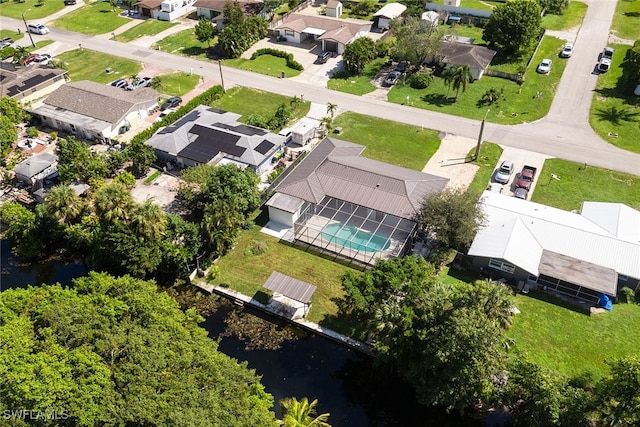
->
[278, 128, 293, 143]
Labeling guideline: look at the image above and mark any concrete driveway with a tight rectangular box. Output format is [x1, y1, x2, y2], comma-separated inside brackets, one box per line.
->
[493, 147, 551, 198]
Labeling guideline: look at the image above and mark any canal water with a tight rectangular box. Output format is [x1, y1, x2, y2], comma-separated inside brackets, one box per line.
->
[1, 239, 485, 426]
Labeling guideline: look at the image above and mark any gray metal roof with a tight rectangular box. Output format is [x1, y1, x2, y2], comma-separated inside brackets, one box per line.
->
[440, 42, 497, 70]
[13, 153, 58, 178]
[539, 250, 618, 295]
[275, 138, 449, 219]
[265, 192, 305, 213]
[263, 271, 317, 303]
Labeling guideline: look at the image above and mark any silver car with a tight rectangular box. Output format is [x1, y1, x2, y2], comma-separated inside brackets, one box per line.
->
[494, 160, 514, 184]
[27, 23, 50, 35]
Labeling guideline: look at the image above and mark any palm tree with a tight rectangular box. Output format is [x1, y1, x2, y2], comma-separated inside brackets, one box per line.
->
[45, 185, 83, 224]
[278, 397, 331, 427]
[451, 65, 473, 100]
[12, 46, 30, 66]
[326, 102, 337, 118]
[320, 116, 332, 136]
[441, 66, 455, 97]
[129, 200, 167, 239]
[150, 76, 163, 91]
[93, 182, 134, 223]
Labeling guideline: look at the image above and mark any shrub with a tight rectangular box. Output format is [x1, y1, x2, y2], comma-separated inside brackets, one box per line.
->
[49, 131, 58, 141]
[245, 241, 268, 256]
[26, 127, 39, 138]
[619, 287, 635, 304]
[114, 171, 136, 187]
[538, 0, 570, 15]
[480, 87, 506, 106]
[245, 114, 268, 128]
[267, 167, 283, 183]
[0, 46, 15, 60]
[408, 70, 433, 89]
[331, 69, 351, 79]
[251, 48, 303, 71]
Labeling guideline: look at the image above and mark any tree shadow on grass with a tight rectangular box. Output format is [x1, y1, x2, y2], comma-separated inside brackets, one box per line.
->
[422, 93, 456, 107]
[182, 46, 206, 57]
[594, 106, 640, 125]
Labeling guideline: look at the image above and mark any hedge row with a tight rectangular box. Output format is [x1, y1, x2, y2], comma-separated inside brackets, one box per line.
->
[250, 48, 304, 71]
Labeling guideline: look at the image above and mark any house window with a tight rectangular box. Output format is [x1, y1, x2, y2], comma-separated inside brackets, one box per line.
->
[488, 258, 515, 274]
[284, 30, 294, 37]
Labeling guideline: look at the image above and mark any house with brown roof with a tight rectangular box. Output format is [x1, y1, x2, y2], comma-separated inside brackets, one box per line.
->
[266, 138, 449, 266]
[32, 81, 159, 143]
[438, 41, 497, 80]
[274, 13, 371, 54]
[0, 62, 67, 103]
[194, 0, 266, 30]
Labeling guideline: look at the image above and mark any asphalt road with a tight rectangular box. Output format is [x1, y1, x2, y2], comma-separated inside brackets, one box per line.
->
[2, 0, 639, 176]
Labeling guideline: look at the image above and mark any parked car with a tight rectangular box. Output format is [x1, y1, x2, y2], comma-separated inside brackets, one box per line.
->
[316, 51, 331, 64]
[597, 58, 611, 73]
[602, 47, 614, 60]
[160, 96, 182, 111]
[64, 0, 77, 4]
[0, 37, 14, 49]
[487, 182, 503, 193]
[27, 23, 50, 35]
[494, 160, 514, 184]
[516, 165, 537, 190]
[23, 53, 40, 66]
[384, 71, 401, 86]
[514, 187, 528, 200]
[155, 108, 177, 122]
[560, 43, 573, 58]
[394, 61, 408, 73]
[125, 77, 152, 90]
[110, 78, 128, 88]
[537, 58, 552, 74]
[34, 54, 52, 65]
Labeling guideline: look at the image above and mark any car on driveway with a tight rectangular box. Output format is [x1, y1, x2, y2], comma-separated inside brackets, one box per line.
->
[514, 187, 528, 200]
[384, 71, 401, 86]
[0, 37, 14, 49]
[34, 54, 52, 65]
[537, 58, 552, 74]
[111, 78, 128, 88]
[494, 160, 514, 184]
[27, 23, 49, 35]
[316, 51, 331, 64]
[23, 54, 40, 66]
[155, 108, 177, 122]
[160, 96, 182, 111]
[560, 43, 573, 58]
[597, 58, 611, 73]
[126, 77, 152, 90]
[394, 62, 408, 73]
[602, 47, 614, 60]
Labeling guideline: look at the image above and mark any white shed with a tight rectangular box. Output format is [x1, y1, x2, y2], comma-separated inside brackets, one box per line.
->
[325, 0, 342, 18]
[373, 2, 407, 30]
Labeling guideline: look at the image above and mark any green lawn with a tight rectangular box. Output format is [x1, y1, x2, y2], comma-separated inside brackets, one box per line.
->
[155, 72, 200, 97]
[387, 36, 567, 125]
[541, 1, 588, 31]
[589, 44, 640, 153]
[157, 28, 212, 59]
[28, 40, 53, 51]
[210, 86, 310, 125]
[532, 158, 640, 211]
[224, 55, 302, 78]
[331, 111, 441, 171]
[611, 0, 640, 40]
[509, 292, 640, 379]
[0, 30, 24, 42]
[204, 225, 359, 325]
[430, 0, 503, 11]
[113, 19, 176, 42]
[465, 142, 504, 199]
[55, 49, 142, 84]
[327, 57, 386, 95]
[0, 0, 64, 19]
[52, 2, 129, 36]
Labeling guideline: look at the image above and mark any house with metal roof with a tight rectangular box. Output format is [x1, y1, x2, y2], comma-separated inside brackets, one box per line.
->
[0, 62, 67, 104]
[32, 81, 159, 143]
[266, 138, 449, 266]
[12, 152, 58, 190]
[438, 41, 497, 80]
[146, 105, 285, 173]
[373, 2, 407, 30]
[274, 13, 371, 54]
[468, 191, 640, 302]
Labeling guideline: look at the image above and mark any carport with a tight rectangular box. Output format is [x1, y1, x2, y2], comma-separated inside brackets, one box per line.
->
[302, 27, 326, 42]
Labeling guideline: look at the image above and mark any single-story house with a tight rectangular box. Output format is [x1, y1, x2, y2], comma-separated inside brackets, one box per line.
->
[194, 0, 266, 30]
[468, 191, 640, 302]
[266, 137, 449, 266]
[0, 62, 67, 104]
[325, 0, 342, 18]
[274, 13, 371, 54]
[32, 81, 159, 143]
[146, 105, 285, 173]
[13, 152, 58, 190]
[438, 41, 497, 80]
[373, 2, 406, 30]
[135, 0, 196, 20]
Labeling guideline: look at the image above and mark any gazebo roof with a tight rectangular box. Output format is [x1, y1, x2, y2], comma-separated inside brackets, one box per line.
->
[263, 271, 317, 303]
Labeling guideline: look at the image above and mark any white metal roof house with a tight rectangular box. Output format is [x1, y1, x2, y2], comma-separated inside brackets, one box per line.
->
[373, 2, 406, 30]
[145, 105, 285, 173]
[266, 137, 449, 266]
[468, 191, 640, 302]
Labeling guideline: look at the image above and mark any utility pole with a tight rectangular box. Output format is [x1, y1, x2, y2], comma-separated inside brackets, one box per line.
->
[474, 108, 490, 160]
[22, 11, 35, 48]
[218, 59, 225, 91]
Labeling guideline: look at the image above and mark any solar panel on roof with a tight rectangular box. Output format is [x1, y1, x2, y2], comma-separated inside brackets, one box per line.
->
[179, 125, 245, 163]
[207, 107, 227, 114]
[255, 139, 275, 155]
[7, 72, 58, 97]
[214, 122, 267, 136]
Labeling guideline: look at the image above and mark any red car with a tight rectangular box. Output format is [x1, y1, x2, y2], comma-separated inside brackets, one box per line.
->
[23, 53, 40, 65]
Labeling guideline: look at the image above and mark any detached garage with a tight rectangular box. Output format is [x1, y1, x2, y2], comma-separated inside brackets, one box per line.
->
[266, 192, 307, 227]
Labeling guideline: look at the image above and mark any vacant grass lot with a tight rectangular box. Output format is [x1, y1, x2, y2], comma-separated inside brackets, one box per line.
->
[156, 72, 199, 97]
[0, 30, 24, 42]
[532, 158, 640, 211]
[541, 1, 588, 31]
[509, 292, 640, 379]
[113, 19, 175, 42]
[53, 2, 129, 36]
[387, 36, 567, 124]
[328, 58, 385, 95]
[611, 0, 640, 40]
[0, 0, 64, 19]
[55, 49, 142, 84]
[331, 111, 441, 171]
[157, 29, 212, 59]
[225, 55, 302, 78]
[210, 86, 310, 125]
[589, 44, 640, 154]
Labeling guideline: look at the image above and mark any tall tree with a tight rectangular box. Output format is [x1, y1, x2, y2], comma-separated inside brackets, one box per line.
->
[278, 397, 331, 427]
[451, 65, 473, 100]
[391, 16, 443, 67]
[195, 17, 215, 48]
[0, 115, 17, 157]
[326, 102, 337, 118]
[342, 36, 376, 74]
[55, 136, 110, 183]
[12, 45, 30, 65]
[124, 139, 156, 177]
[223, 0, 244, 26]
[621, 39, 640, 89]
[0, 97, 29, 124]
[93, 182, 134, 224]
[45, 185, 84, 224]
[593, 356, 640, 426]
[537, 0, 569, 15]
[483, 0, 542, 56]
[129, 199, 167, 239]
[0, 202, 47, 259]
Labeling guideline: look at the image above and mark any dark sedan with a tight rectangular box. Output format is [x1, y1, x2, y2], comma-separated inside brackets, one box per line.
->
[160, 96, 182, 111]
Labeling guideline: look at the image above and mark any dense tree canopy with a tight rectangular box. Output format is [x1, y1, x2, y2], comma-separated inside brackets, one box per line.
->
[0, 272, 277, 426]
[621, 40, 640, 90]
[342, 37, 377, 74]
[0, 115, 18, 157]
[195, 17, 216, 47]
[538, 0, 570, 15]
[0, 97, 29, 124]
[483, 0, 542, 56]
[391, 16, 443, 67]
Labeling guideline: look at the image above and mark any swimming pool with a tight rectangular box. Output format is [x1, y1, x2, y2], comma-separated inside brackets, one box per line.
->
[321, 223, 390, 253]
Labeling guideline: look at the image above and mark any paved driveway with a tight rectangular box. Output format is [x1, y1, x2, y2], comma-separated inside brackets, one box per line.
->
[494, 147, 551, 198]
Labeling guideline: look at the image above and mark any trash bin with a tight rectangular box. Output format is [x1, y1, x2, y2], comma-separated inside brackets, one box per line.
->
[281, 71, 285, 79]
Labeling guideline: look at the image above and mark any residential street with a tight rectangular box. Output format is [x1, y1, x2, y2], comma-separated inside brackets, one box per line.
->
[2, 0, 639, 176]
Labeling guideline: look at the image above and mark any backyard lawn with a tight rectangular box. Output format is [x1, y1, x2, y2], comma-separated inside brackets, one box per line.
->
[611, 0, 640, 40]
[387, 36, 567, 125]
[52, 2, 129, 36]
[331, 111, 441, 171]
[0, 0, 64, 19]
[155, 72, 200, 97]
[55, 49, 142, 84]
[541, 0, 588, 31]
[113, 19, 176, 42]
[225, 55, 302, 78]
[327, 58, 386, 95]
[157, 28, 212, 59]
[589, 44, 640, 154]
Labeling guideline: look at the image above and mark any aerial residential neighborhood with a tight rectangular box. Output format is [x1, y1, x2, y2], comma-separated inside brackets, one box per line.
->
[0, 0, 639, 425]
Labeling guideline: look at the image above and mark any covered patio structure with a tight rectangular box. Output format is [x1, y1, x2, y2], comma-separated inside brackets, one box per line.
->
[263, 271, 317, 319]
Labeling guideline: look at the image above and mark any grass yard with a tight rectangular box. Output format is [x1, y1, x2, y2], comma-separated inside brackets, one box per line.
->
[429, 0, 503, 11]
[509, 291, 640, 379]
[532, 158, 640, 211]
[541, 1, 588, 31]
[589, 44, 640, 154]
[55, 49, 142, 84]
[210, 86, 310, 125]
[387, 36, 566, 124]
[328, 57, 385, 95]
[464, 142, 504, 198]
[0, 0, 64, 19]
[0, 30, 24, 42]
[28, 40, 53, 51]
[204, 225, 359, 326]
[157, 29, 212, 59]
[224, 55, 302, 78]
[330, 111, 441, 171]
[155, 72, 200, 97]
[53, 2, 130, 36]
[611, 0, 640, 40]
[113, 19, 176, 42]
